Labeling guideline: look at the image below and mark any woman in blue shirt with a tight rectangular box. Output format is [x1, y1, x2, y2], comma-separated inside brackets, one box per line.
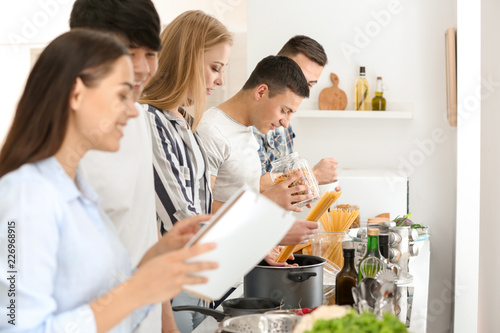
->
[0, 29, 217, 333]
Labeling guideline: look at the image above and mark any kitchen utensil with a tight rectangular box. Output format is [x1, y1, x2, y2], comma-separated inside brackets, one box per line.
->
[376, 268, 397, 284]
[217, 313, 300, 333]
[244, 254, 325, 309]
[363, 277, 381, 308]
[359, 256, 384, 279]
[376, 297, 396, 316]
[172, 297, 281, 322]
[351, 286, 360, 312]
[380, 281, 397, 298]
[318, 73, 348, 110]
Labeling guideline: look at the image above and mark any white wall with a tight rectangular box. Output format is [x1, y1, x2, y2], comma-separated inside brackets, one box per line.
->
[248, 1, 456, 332]
[479, 0, 500, 331]
[455, 0, 481, 331]
[0, 0, 247, 145]
[152, 0, 248, 108]
[0, 0, 74, 145]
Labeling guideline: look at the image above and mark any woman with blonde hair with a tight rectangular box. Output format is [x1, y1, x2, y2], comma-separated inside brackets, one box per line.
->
[139, 10, 232, 332]
[140, 10, 232, 233]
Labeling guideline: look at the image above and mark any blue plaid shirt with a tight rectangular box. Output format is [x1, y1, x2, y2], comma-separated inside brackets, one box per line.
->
[253, 125, 295, 175]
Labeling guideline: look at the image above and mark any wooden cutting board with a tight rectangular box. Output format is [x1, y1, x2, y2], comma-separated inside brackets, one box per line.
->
[319, 73, 348, 110]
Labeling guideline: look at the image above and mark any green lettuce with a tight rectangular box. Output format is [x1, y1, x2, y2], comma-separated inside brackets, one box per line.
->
[305, 310, 408, 333]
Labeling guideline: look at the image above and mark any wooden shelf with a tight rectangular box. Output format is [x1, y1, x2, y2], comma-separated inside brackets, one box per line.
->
[294, 110, 413, 119]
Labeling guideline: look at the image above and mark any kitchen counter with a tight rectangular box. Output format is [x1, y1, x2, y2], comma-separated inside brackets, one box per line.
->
[192, 238, 430, 333]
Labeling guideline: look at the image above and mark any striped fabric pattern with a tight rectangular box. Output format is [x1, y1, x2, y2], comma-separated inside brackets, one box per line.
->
[142, 104, 212, 233]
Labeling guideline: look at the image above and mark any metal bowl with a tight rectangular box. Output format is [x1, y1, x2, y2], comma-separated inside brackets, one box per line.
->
[217, 313, 300, 333]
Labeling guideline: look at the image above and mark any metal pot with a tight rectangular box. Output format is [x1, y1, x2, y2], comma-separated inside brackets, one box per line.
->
[172, 297, 281, 322]
[244, 254, 326, 309]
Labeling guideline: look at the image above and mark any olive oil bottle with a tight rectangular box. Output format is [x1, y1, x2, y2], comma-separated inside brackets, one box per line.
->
[355, 66, 369, 111]
[372, 76, 386, 111]
[358, 228, 383, 282]
[335, 248, 357, 306]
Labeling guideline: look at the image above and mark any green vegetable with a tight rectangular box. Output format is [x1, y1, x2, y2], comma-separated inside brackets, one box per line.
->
[305, 310, 408, 333]
[393, 212, 428, 231]
[393, 213, 413, 227]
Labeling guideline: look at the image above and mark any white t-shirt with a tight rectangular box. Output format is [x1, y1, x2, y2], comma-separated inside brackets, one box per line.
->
[197, 107, 261, 202]
[80, 102, 160, 332]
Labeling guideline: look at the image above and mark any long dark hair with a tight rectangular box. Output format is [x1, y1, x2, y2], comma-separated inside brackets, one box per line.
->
[0, 29, 128, 178]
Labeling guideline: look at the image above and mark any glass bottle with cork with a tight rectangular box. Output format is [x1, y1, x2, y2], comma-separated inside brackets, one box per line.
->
[357, 227, 384, 282]
[355, 66, 369, 111]
[372, 76, 386, 111]
[335, 248, 357, 306]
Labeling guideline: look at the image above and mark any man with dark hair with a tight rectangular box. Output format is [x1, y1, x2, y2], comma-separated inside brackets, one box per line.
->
[70, 1, 166, 332]
[198, 55, 312, 213]
[69, 0, 161, 101]
[278, 35, 328, 70]
[255, 35, 340, 193]
[198, 56, 319, 251]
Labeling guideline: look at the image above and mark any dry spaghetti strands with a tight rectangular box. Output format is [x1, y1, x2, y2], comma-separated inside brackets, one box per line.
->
[318, 208, 359, 268]
[276, 191, 342, 262]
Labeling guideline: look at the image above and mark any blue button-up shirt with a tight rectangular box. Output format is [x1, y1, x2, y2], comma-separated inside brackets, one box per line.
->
[0, 157, 151, 332]
[253, 125, 295, 175]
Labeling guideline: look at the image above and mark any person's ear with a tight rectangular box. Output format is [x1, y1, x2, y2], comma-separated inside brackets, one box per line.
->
[254, 84, 269, 101]
[69, 77, 85, 112]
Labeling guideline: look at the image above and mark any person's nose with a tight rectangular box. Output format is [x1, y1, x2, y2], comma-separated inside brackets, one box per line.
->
[126, 99, 139, 119]
[134, 54, 150, 79]
[279, 116, 290, 128]
[215, 73, 224, 86]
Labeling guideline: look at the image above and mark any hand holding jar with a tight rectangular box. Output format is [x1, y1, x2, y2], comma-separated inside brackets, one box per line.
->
[270, 152, 320, 207]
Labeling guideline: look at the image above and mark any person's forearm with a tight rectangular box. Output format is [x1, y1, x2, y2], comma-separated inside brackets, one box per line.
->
[162, 301, 180, 333]
[90, 279, 145, 333]
[137, 242, 161, 268]
[212, 200, 225, 214]
[260, 172, 274, 192]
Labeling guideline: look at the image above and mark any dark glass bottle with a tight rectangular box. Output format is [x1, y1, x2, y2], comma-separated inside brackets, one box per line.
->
[357, 228, 383, 282]
[336, 248, 357, 306]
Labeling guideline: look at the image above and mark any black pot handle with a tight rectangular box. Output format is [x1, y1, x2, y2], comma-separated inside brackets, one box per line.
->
[287, 271, 317, 282]
[172, 305, 226, 322]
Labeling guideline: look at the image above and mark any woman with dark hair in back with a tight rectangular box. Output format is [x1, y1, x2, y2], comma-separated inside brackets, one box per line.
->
[0, 29, 217, 333]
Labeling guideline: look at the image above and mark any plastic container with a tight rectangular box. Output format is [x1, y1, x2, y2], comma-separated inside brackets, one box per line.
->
[270, 152, 320, 207]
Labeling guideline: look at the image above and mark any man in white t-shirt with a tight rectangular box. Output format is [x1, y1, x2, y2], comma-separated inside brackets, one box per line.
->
[70, 1, 169, 332]
[198, 55, 314, 217]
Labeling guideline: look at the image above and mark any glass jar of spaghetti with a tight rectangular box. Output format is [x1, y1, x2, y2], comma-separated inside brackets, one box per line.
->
[270, 152, 320, 207]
